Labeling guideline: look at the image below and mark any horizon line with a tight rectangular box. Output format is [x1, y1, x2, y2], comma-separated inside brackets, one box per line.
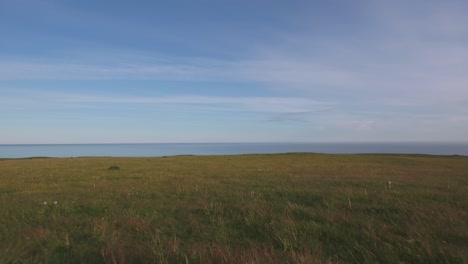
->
[1, 141, 468, 146]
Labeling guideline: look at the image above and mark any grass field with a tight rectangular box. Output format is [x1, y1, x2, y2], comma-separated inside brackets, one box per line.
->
[0, 153, 467, 263]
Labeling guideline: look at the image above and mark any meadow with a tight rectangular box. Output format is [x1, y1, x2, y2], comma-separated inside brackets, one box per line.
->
[0, 153, 467, 263]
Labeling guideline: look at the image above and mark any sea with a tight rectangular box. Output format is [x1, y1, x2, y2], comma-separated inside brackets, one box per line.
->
[0, 142, 467, 158]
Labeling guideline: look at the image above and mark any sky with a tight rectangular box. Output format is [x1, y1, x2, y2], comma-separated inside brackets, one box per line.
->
[1, 0, 467, 144]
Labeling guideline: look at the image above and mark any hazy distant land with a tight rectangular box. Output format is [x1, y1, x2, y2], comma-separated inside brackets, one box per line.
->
[1, 142, 468, 159]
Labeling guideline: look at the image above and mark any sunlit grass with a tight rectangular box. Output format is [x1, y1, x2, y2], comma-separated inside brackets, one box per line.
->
[0, 154, 467, 263]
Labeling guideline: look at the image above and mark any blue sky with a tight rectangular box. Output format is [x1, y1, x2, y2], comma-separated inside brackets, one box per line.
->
[1, 0, 467, 144]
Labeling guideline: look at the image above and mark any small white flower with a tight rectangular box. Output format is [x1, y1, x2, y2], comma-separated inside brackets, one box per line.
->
[43, 201, 48, 205]
[54, 201, 58, 205]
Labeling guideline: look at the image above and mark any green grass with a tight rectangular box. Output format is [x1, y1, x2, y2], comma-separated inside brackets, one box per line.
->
[0, 153, 467, 263]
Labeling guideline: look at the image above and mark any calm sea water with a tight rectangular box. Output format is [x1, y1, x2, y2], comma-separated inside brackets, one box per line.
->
[0, 142, 467, 158]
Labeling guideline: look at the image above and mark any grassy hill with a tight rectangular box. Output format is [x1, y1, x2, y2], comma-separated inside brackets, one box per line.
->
[0, 154, 467, 263]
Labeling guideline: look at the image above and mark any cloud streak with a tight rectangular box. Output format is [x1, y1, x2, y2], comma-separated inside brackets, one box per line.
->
[0, 88, 333, 114]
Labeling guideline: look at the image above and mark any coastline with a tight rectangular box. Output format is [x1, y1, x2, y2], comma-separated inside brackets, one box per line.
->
[1, 142, 468, 159]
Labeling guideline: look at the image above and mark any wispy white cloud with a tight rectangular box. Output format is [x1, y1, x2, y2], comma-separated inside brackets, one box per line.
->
[268, 109, 335, 122]
[0, 59, 221, 80]
[449, 116, 468, 122]
[0, 88, 332, 114]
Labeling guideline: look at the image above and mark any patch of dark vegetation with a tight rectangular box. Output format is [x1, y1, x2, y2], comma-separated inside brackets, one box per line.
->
[276, 191, 325, 207]
[29, 156, 52, 159]
[450, 154, 467, 158]
[108, 165, 120, 170]
[0, 188, 19, 195]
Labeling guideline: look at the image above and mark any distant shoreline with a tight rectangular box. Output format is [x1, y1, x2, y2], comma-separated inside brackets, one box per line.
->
[1, 142, 468, 158]
[1, 141, 467, 146]
[1, 152, 467, 161]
